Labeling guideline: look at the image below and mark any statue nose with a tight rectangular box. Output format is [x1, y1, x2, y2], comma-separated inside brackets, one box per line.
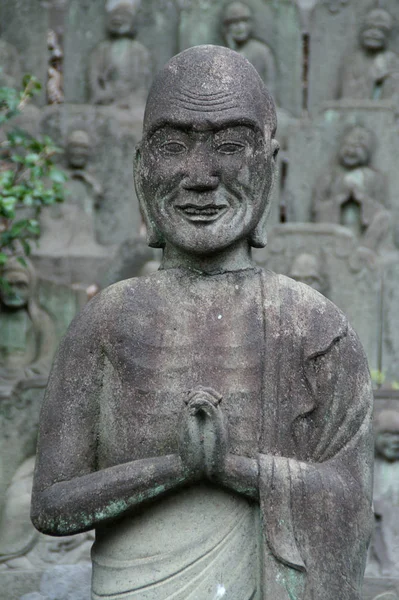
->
[181, 174, 219, 192]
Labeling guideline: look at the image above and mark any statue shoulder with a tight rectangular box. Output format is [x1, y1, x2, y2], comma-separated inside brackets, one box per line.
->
[275, 273, 349, 358]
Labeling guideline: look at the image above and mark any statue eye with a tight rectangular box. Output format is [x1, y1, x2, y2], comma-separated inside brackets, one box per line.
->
[160, 141, 187, 155]
[216, 142, 245, 155]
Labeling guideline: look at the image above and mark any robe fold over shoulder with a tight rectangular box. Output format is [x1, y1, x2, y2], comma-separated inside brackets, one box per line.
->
[259, 272, 374, 600]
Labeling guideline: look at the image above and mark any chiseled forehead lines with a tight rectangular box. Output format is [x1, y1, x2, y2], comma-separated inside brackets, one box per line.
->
[143, 45, 274, 137]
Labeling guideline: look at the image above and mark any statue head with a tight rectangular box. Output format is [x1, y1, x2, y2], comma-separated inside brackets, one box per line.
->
[375, 409, 399, 462]
[360, 8, 393, 52]
[223, 2, 253, 46]
[289, 252, 328, 295]
[339, 126, 374, 169]
[0, 257, 35, 310]
[134, 45, 279, 256]
[66, 129, 91, 169]
[106, 0, 139, 37]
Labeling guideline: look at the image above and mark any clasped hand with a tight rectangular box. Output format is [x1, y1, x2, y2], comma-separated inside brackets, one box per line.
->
[179, 388, 228, 482]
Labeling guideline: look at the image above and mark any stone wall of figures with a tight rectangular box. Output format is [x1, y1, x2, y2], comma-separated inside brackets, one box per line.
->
[1, 0, 399, 598]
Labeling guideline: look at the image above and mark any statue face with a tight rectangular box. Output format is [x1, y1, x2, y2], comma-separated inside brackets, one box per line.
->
[107, 7, 134, 36]
[0, 272, 30, 308]
[139, 118, 275, 255]
[361, 24, 388, 51]
[67, 143, 90, 169]
[376, 431, 399, 461]
[225, 17, 252, 44]
[339, 133, 370, 169]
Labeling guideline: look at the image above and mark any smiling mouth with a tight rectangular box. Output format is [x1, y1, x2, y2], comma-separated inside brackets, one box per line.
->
[176, 204, 228, 222]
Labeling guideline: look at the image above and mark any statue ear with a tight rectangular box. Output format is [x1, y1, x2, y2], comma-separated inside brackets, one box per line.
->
[249, 138, 280, 249]
[133, 143, 165, 249]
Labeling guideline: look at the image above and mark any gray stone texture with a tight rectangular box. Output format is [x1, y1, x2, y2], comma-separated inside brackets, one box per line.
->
[308, 0, 399, 113]
[64, 0, 179, 104]
[179, 0, 303, 116]
[31, 46, 373, 600]
[285, 102, 399, 254]
[0, 1, 49, 104]
[32, 103, 143, 285]
[253, 223, 381, 373]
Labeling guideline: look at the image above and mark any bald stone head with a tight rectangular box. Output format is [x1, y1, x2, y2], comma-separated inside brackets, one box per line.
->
[136, 46, 279, 255]
[143, 45, 276, 139]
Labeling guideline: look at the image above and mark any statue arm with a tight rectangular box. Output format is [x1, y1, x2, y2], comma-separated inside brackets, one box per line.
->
[31, 453, 187, 536]
[31, 293, 190, 537]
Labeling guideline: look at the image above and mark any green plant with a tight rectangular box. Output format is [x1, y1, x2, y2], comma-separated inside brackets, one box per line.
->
[0, 74, 67, 276]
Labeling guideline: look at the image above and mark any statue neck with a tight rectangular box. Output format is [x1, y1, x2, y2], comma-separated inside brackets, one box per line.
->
[161, 241, 255, 275]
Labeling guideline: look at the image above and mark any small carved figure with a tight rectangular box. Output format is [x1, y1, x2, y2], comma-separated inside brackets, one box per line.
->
[0, 38, 21, 89]
[38, 129, 104, 253]
[340, 8, 399, 101]
[289, 252, 329, 296]
[313, 125, 390, 252]
[0, 258, 56, 396]
[32, 46, 373, 600]
[222, 2, 277, 99]
[368, 409, 399, 577]
[88, 0, 152, 108]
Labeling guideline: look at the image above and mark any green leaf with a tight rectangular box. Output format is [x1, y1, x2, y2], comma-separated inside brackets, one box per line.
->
[49, 167, 67, 183]
[25, 153, 40, 164]
[0, 252, 8, 265]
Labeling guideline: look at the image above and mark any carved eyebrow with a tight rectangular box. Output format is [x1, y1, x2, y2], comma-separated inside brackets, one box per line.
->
[146, 118, 261, 138]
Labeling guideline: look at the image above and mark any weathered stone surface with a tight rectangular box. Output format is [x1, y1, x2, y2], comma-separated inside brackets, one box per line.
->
[253, 223, 381, 372]
[0, 274, 87, 588]
[0, 258, 56, 399]
[32, 46, 373, 600]
[32, 103, 143, 285]
[179, 0, 303, 116]
[0, 1, 49, 104]
[380, 261, 399, 385]
[285, 102, 399, 255]
[308, 0, 399, 112]
[366, 404, 399, 579]
[64, 0, 179, 104]
[19, 564, 92, 600]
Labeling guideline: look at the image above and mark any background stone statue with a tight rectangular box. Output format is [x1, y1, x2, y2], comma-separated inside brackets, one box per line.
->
[340, 8, 399, 102]
[222, 1, 276, 99]
[367, 409, 399, 578]
[88, 0, 152, 108]
[0, 258, 56, 397]
[289, 252, 329, 296]
[312, 125, 390, 253]
[38, 129, 104, 254]
[32, 46, 373, 600]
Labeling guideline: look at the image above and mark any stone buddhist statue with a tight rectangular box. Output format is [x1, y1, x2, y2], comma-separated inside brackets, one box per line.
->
[0, 36, 21, 89]
[312, 125, 390, 252]
[32, 46, 373, 600]
[289, 252, 329, 296]
[222, 2, 277, 99]
[39, 129, 103, 253]
[0, 257, 55, 396]
[88, 0, 152, 108]
[367, 409, 399, 578]
[340, 8, 399, 101]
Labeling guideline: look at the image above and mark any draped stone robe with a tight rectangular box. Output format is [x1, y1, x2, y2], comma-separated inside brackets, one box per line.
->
[32, 268, 373, 600]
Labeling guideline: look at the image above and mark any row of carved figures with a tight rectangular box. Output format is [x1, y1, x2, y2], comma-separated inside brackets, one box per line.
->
[3, 2, 399, 111]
